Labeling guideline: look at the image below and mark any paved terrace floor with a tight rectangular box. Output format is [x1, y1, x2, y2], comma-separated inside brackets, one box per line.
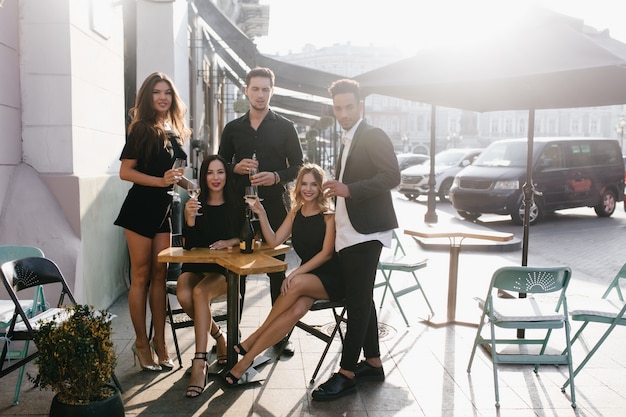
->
[1, 207, 625, 416]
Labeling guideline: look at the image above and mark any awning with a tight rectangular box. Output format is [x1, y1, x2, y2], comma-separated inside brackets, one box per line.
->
[196, 1, 339, 121]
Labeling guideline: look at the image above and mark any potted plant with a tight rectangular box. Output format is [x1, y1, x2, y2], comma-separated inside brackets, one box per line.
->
[30, 304, 124, 417]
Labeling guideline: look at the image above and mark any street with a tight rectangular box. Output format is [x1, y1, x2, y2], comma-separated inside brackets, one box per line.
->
[386, 191, 626, 322]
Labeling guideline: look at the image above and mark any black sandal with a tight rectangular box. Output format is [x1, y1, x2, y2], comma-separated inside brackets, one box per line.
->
[185, 352, 209, 398]
[222, 370, 241, 387]
[233, 343, 248, 356]
[211, 326, 227, 366]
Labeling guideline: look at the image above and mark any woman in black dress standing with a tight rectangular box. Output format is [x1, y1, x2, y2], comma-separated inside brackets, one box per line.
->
[223, 163, 342, 385]
[115, 72, 191, 372]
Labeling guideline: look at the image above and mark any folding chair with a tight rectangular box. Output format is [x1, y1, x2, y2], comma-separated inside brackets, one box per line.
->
[375, 230, 432, 326]
[467, 266, 576, 408]
[0, 257, 78, 381]
[0, 246, 45, 405]
[295, 299, 347, 383]
[0, 257, 123, 394]
[561, 262, 626, 390]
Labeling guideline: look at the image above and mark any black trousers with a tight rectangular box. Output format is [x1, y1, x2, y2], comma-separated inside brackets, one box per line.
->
[337, 240, 383, 372]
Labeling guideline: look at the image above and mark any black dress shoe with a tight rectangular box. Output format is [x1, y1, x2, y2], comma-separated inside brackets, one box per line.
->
[311, 373, 357, 402]
[354, 360, 385, 382]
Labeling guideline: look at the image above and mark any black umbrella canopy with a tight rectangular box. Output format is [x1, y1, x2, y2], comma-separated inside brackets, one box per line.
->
[355, 7, 626, 267]
[356, 8, 626, 111]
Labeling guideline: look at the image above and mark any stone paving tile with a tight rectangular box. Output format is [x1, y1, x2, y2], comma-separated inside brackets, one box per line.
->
[2, 205, 626, 416]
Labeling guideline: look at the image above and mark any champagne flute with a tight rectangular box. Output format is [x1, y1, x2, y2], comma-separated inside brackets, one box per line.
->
[244, 185, 260, 220]
[187, 181, 202, 216]
[167, 158, 186, 196]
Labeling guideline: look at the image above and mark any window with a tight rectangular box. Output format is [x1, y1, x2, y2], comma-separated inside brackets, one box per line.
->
[539, 144, 563, 169]
[567, 143, 592, 167]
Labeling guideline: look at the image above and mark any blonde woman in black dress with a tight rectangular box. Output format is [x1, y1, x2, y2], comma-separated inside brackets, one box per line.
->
[223, 163, 342, 385]
[115, 72, 191, 372]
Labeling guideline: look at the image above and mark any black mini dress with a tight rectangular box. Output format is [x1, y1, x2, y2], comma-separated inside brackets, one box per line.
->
[291, 210, 343, 301]
[114, 124, 187, 238]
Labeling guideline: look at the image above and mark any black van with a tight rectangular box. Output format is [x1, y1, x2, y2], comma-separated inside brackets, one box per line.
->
[449, 137, 625, 225]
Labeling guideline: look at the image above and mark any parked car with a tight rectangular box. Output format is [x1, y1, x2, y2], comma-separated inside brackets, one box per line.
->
[398, 148, 482, 201]
[450, 137, 625, 225]
[396, 153, 429, 171]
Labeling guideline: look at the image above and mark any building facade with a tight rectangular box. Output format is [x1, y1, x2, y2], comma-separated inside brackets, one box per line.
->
[1, 0, 624, 308]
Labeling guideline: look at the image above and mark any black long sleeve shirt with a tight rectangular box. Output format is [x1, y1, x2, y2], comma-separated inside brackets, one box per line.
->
[218, 109, 303, 198]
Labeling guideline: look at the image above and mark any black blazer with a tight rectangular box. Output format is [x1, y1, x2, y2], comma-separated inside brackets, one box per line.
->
[336, 122, 400, 234]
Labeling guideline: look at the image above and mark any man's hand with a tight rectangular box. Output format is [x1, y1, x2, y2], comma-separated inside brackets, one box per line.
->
[322, 179, 350, 198]
[235, 158, 259, 175]
[250, 171, 276, 187]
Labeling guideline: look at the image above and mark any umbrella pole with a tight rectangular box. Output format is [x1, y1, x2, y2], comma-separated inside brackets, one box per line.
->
[518, 108, 535, 339]
[425, 104, 438, 224]
[521, 108, 535, 267]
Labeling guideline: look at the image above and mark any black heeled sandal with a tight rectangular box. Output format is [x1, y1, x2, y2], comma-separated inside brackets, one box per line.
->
[222, 369, 243, 387]
[211, 326, 227, 366]
[185, 352, 209, 398]
[233, 342, 248, 356]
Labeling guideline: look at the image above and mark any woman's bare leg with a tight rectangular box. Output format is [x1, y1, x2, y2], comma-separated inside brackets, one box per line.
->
[178, 272, 227, 394]
[227, 274, 329, 380]
[148, 232, 172, 362]
[125, 229, 159, 368]
[241, 273, 328, 350]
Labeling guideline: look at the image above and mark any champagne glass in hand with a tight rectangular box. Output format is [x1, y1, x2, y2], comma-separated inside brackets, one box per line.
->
[187, 181, 202, 216]
[167, 158, 186, 196]
[244, 185, 260, 220]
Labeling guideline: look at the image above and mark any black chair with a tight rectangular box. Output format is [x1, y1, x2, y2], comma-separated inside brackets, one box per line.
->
[0, 257, 122, 392]
[295, 299, 347, 383]
[0, 257, 77, 379]
[0, 245, 45, 405]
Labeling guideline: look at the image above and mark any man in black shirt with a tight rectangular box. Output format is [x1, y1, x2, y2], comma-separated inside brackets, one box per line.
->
[219, 67, 303, 355]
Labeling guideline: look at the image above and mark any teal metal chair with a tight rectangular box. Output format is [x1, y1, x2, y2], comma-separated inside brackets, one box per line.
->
[0, 245, 45, 405]
[375, 230, 432, 326]
[467, 266, 576, 408]
[561, 263, 626, 391]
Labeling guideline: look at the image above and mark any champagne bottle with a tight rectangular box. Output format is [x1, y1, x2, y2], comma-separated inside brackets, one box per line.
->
[239, 208, 255, 253]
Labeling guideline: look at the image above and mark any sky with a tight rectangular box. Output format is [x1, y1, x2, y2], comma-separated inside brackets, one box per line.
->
[255, 0, 626, 58]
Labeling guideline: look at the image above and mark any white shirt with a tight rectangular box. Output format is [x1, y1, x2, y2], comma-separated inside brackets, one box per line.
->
[335, 119, 391, 251]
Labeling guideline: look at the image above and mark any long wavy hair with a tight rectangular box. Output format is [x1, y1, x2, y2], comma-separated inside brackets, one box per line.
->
[198, 154, 244, 233]
[290, 163, 331, 213]
[127, 72, 191, 167]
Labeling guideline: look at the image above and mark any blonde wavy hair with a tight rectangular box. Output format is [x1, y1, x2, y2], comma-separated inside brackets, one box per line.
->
[290, 163, 331, 213]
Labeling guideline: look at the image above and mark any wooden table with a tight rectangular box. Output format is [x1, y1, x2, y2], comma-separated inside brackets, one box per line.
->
[158, 243, 289, 371]
[404, 227, 513, 327]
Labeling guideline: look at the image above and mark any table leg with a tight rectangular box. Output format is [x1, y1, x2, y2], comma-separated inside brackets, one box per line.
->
[226, 270, 240, 369]
[422, 240, 477, 328]
[448, 244, 461, 322]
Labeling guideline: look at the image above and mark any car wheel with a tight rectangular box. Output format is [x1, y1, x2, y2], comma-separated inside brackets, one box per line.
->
[594, 189, 617, 217]
[438, 178, 454, 202]
[457, 210, 481, 221]
[511, 196, 543, 225]
[402, 193, 417, 201]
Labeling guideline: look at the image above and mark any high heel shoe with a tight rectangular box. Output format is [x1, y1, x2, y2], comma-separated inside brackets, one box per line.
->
[186, 352, 209, 398]
[211, 326, 227, 366]
[233, 342, 248, 356]
[131, 343, 162, 372]
[150, 340, 175, 370]
[222, 370, 241, 387]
